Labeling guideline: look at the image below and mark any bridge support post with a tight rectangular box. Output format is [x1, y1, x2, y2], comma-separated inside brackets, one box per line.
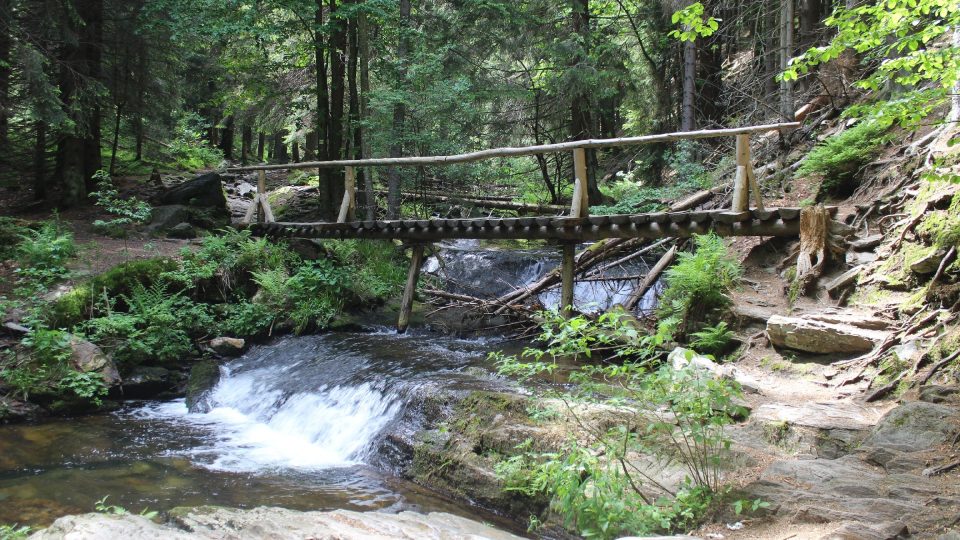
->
[338, 166, 357, 223]
[397, 243, 426, 334]
[732, 135, 751, 212]
[560, 242, 576, 318]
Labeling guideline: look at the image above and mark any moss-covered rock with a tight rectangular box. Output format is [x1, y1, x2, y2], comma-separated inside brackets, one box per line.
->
[406, 390, 548, 517]
[185, 360, 221, 412]
[47, 257, 179, 329]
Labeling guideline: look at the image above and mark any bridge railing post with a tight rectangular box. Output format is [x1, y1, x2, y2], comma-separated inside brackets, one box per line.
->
[732, 134, 764, 213]
[570, 148, 590, 218]
[397, 243, 426, 334]
[338, 166, 357, 223]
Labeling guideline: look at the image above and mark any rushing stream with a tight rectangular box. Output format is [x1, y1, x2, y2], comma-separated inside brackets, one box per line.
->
[0, 330, 519, 528]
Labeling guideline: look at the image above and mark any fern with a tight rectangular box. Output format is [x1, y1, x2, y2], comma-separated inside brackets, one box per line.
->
[659, 233, 741, 333]
[689, 322, 735, 355]
[797, 120, 890, 198]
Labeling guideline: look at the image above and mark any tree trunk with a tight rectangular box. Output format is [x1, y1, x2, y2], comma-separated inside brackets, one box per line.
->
[257, 132, 265, 161]
[109, 103, 122, 175]
[272, 132, 289, 163]
[315, 0, 333, 219]
[304, 131, 317, 160]
[681, 38, 696, 131]
[780, 0, 795, 122]
[347, 1, 369, 218]
[55, 0, 88, 206]
[34, 121, 46, 201]
[219, 115, 235, 160]
[359, 8, 375, 220]
[798, 0, 822, 50]
[292, 141, 300, 162]
[134, 116, 144, 161]
[762, 0, 779, 102]
[0, 0, 10, 158]
[241, 124, 252, 165]
[386, 0, 410, 219]
[328, 0, 347, 216]
[80, 0, 103, 192]
[570, 0, 602, 205]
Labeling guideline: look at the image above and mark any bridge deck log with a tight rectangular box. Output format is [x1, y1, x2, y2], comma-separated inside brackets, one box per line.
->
[247, 207, 834, 242]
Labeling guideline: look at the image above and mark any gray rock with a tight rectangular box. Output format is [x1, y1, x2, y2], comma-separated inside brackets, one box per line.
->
[26, 507, 527, 539]
[120, 366, 175, 399]
[919, 385, 959, 404]
[766, 315, 885, 354]
[208, 337, 245, 357]
[850, 234, 884, 251]
[167, 222, 197, 239]
[820, 520, 909, 540]
[862, 401, 958, 452]
[145, 204, 190, 234]
[68, 337, 120, 386]
[236, 181, 257, 198]
[155, 172, 228, 211]
[910, 249, 945, 275]
[752, 402, 882, 432]
[825, 265, 863, 298]
[0, 396, 42, 423]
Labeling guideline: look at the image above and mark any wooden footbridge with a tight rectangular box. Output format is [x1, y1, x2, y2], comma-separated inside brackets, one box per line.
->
[227, 121, 809, 332]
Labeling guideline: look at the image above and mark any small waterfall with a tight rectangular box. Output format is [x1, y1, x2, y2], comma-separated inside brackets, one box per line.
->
[427, 240, 664, 313]
[135, 332, 496, 473]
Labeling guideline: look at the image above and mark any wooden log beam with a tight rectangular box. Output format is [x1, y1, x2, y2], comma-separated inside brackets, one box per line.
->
[397, 244, 426, 334]
[249, 214, 805, 242]
[226, 122, 801, 172]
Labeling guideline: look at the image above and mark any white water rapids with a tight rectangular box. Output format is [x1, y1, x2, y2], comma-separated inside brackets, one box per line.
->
[135, 332, 497, 474]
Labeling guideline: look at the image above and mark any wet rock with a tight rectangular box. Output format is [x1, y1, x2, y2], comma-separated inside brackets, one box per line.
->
[185, 360, 221, 413]
[155, 172, 228, 211]
[69, 337, 120, 386]
[28, 507, 526, 539]
[861, 401, 958, 452]
[0, 396, 42, 423]
[208, 337, 245, 357]
[119, 366, 177, 399]
[145, 204, 190, 234]
[766, 314, 885, 354]
[167, 222, 197, 239]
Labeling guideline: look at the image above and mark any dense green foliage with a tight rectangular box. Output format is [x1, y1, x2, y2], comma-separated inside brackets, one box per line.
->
[492, 312, 746, 538]
[797, 120, 890, 198]
[89, 171, 153, 237]
[658, 233, 741, 335]
[1, 221, 406, 407]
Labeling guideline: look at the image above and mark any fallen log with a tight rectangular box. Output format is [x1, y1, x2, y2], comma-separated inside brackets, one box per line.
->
[623, 245, 677, 311]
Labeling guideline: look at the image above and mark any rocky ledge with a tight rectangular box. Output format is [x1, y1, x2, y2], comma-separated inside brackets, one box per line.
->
[29, 506, 524, 540]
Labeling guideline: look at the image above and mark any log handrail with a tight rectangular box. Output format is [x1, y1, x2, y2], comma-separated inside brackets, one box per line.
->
[225, 122, 799, 172]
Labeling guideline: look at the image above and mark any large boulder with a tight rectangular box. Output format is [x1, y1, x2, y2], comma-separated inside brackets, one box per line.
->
[69, 337, 120, 386]
[766, 314, 885, 354]
[861, 401, 958, 452]
[208, 337, 245, 357]
[29, 507, 525, 540]
[156, 172, 228, 210]
[119, 366, 178, 399]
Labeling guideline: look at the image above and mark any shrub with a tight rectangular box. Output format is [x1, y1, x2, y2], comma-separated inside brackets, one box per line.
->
[253, 259, 347, 333]
[797, 120, 890, 198]
[89, 170, 152, 238]
[0, 218, 29, 261]
[492, 315, 745, 538]
[216, 302, 274, 337]
[324, 240, 406, 301]
[168, 112, 224, 170]
[14, 219, 76, 290]
[659, 233, 741, 334]
[82, 283, 212, 366]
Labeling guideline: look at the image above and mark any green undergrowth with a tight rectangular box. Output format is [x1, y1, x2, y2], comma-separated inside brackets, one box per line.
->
[797, 119, 891, 199]
[2, 225, 406, 407]
[490, 310, 747, 538]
